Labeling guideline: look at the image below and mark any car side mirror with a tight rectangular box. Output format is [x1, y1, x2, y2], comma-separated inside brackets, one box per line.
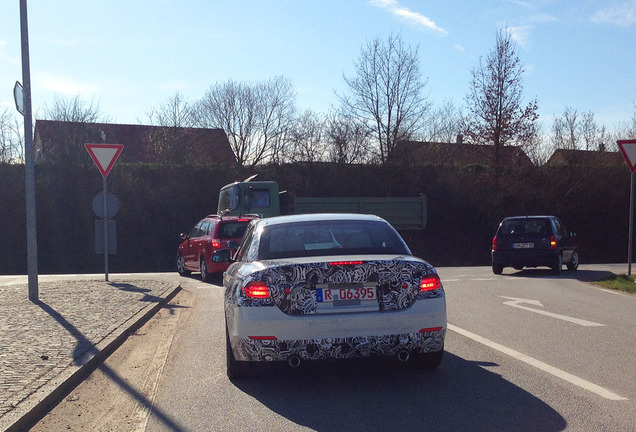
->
[180, 233, 189, 240]
[212, 249, 233, 263]
[227, 240, 239, 250]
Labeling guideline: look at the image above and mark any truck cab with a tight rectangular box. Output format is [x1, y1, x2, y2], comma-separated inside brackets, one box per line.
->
[218, 180, 280, 218]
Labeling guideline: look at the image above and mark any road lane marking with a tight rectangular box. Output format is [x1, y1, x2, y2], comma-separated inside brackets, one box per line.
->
[448, 323, 627, 401]
[499, 296, 605, 327]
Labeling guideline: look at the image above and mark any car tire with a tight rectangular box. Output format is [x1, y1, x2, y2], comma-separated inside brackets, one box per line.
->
[411, 348, 444, 370]
[492, 263, 504, 275]
[567, 251, 579, 271]
[200, 257, 211, 282]
[176, 254, 190, 276]
[552, 254, 562, 275]
[226, 326, 251, 380]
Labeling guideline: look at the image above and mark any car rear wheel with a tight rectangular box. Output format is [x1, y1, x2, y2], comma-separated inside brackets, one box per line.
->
[552, 254, 563, 275]
[176, 254, 190, 276]
[567, 251, 579, 271]
[411, 348, 444, 370]
[492, 263, 503, 275]
[200, 257, 211, 282]
[226, 326, 251, 380]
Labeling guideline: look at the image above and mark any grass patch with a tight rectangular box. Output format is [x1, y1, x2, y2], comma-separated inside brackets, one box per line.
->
[594, 274, 636, 294]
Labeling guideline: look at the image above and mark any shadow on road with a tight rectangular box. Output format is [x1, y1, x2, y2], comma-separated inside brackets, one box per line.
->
[33, 300, 187, 432]
[504, 268, 617, 283]
[233, 354, 567, 432]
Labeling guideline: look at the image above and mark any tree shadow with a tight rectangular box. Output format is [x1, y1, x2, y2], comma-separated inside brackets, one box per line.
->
[232, 354, 567, 432]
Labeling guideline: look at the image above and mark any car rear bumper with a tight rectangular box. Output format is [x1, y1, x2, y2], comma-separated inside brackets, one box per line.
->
[492, 249, 559, 267]
[226, 298, 447, 362]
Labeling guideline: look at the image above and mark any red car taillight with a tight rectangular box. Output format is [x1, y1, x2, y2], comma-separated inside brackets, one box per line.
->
[211, 238, 222, 248]
[420, 274, 441, 291]
[243, 281, 270, 299]
[492, 236, 498, 251]
[550, 235, 557, 250]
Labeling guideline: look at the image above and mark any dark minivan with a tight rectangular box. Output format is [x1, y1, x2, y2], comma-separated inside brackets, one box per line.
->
[491, 216, 579, 275]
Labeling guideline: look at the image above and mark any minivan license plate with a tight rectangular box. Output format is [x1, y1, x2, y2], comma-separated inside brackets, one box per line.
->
[513, 242, 534, 249]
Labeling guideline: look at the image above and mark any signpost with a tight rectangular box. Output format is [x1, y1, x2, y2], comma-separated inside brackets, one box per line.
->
[617, 139, 636, 275]
[85, 144, 123, 281]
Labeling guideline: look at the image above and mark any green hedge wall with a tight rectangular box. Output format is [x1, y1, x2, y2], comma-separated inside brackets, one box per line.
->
[0, 161, 631, 274]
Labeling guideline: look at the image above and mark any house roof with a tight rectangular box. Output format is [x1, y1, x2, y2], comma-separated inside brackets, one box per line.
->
[545, 149, 625, 167]
[34, 120, 236, 166]
[394, 140, 534, 168]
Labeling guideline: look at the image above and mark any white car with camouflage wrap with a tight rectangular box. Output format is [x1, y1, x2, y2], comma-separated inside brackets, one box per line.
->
[218, 213, 447, 379]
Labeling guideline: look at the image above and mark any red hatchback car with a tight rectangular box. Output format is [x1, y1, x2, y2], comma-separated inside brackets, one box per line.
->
[177, 215, 256, 281]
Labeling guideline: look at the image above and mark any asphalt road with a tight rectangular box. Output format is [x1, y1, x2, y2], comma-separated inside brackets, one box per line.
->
[31, 264, 636, 431]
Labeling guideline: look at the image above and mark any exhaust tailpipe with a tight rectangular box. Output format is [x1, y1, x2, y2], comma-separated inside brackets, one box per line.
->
[288, 355, 301, 368]
[397, 350, 410, 362]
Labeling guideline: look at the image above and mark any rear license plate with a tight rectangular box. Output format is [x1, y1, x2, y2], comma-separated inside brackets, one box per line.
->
[316, 286, 377, 303]
[513, 242, 534, 249]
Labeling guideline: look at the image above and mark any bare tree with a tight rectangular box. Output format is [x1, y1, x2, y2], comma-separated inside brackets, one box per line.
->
[464, 26, 539, 172]
[39, 94, 110, 165]
[42, 94, 108, 123]
[551, 107, 610, 151]
[338, 33, 430, 164]
[144, 92, 197, 164]
[145, 92, 195, 128]
[282, 110, 327, 163]
[0, 108, 24, 163]
[195, 76, 296, 167]
[424, 100, 465, 143]
[326, 111, 373, 164]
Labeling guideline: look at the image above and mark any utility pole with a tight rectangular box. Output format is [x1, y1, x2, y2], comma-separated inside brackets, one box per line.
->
[20, 0, 39, 301]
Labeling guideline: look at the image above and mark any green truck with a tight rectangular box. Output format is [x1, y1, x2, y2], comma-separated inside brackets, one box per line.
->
[217, 179, 427, 230]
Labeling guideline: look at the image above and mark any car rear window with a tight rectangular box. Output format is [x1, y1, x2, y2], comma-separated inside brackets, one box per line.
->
[499, 219, 550, 237]
[257, 220, 410, 260]
[218, 221, 250, 239]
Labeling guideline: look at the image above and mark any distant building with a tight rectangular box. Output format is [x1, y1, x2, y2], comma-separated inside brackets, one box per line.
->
[545, 149, 625, 167]
[34, 120, 236, 166]
[394, 139, 534, 168]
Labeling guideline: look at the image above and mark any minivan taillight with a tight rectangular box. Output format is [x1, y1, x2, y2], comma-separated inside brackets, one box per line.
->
[550, 235, 557, 250]
[243, 281, 270, 299]
[211, 238, 222, 248]
[492, 236, 498, 251]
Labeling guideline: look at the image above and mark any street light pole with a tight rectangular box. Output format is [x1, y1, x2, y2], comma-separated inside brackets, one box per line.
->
[20, 0, 39, 301]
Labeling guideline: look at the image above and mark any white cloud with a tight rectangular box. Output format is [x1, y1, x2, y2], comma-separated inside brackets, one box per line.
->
[369, 0, 447, 34]
[591, 2, 636, 26]
[37, 72, 100, 96]
[508, 25, 531, 48]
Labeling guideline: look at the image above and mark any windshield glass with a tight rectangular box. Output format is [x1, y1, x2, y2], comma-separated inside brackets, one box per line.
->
[257, 220, 409, 260]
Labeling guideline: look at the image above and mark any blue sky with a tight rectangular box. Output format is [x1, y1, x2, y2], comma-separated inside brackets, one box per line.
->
[1, 0, 635, 133]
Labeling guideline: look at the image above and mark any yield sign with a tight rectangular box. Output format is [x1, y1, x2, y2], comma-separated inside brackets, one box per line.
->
[85, 144, 124, 177]
[618, 139, 636, 172]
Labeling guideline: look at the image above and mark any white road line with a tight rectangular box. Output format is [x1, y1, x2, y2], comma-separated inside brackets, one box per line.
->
[499, 296, 605, 327]
[448, 323, 628, 401]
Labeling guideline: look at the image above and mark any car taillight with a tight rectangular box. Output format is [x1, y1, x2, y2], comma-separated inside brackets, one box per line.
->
[211, 238, 221, 248]
[492, 236, 498, 251]
[329, 261, 363, 266]
[243, 281, 270, 299]
[420, 274, 441, 291]
[550, 235, 557, 250]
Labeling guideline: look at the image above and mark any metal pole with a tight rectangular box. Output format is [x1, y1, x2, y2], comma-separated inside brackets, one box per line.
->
[629, 172, 634, 276]
[103, 177, 109, 282]
[20, 0, 38, 301]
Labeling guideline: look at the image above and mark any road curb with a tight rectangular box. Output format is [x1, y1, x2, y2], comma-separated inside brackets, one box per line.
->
[1, 281, 181, 432]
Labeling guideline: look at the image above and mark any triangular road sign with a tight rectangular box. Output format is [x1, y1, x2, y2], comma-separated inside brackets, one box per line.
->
[618, 140, 636, 173]
[85, 144, 124, 177]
